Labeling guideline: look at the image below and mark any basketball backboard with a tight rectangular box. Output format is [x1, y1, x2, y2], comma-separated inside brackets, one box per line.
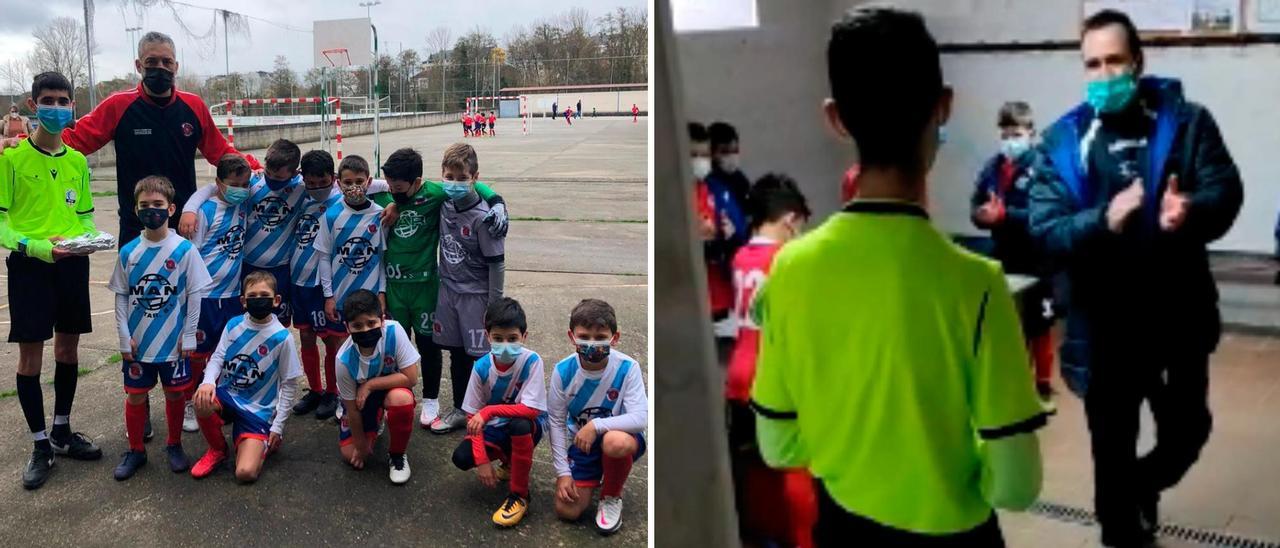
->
[313, 18, 372, 67]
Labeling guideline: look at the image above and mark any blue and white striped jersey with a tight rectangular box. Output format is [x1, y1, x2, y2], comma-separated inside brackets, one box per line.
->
[461, 349, 549, 428]
[290, 189, 341, 288]
[206, 314, 303, 425]
[108, 232, 213, 363]
[192, 194, 249, 299]
[334, 320, 421, 401]
[244, 174, 308, 269]
[314, 199, 386, 307]
[547, 349, 648, 476]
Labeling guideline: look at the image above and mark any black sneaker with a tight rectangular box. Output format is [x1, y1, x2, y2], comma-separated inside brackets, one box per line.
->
[50, 432, 103, 461]
[22, 447, 55, 490]
[165, 444, 189, 473]
[293, 391, 323, 416]
[113, 450, 147, 481]
[315, 393, 339, 420]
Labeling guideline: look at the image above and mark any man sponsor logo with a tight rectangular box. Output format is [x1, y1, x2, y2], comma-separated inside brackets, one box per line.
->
[294, 214, 320, 246]
[254, 197, 292, 228]
[338, 237, 376, 270]
[218, 225, 245, 256]
[131, 274, 177, 317]
[573, 406, 614, 429]
[224, 354, 263, 389]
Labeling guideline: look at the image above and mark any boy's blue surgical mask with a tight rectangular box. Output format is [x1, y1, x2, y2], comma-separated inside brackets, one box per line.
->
[575, 339, 611, 363]
[937, 124, 949, 145]
[1000, 137, 1031, 160]
[443, 182, 470, 201]
[1086, 72, 1137, 114]
[223, 186, 250, 204]
[36, 105, 74, 133]
[490, 342, 524, 364]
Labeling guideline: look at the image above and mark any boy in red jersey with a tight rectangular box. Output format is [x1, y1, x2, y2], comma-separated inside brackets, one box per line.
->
[725, 174, 816, 548]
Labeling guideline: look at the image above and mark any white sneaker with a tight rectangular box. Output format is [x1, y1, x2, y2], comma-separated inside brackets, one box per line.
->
[419, 398, 439, 429]
[388, 453, 411, 484]
[429, 408, 466, 434]
[182, 401, 198, 433]
[595, 496, 624, 535]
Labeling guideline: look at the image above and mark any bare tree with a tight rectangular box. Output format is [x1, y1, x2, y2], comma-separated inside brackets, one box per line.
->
[0, 59, 31, 98]
[26, 17, 90, 91]
[425, 26, 453, 60]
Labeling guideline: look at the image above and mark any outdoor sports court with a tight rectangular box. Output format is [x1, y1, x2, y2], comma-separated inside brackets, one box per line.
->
[0, 115, 649, 545]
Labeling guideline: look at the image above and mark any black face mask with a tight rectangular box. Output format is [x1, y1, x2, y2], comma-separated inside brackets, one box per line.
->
[392, 192, 412, 205]
[143, 67, 174, 95]
[350, 327, 383, 348]
[244, 297, 275, 320]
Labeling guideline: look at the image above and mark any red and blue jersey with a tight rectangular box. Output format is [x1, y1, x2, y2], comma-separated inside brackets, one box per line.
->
[726, 237, 781, 403]
[461, 349, 549, 429]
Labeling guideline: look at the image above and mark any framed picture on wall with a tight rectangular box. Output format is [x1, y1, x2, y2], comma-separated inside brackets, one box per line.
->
[1083, 0, 1242, 35]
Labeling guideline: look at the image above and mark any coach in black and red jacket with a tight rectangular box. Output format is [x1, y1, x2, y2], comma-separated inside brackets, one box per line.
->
[46, 31, 255, 245]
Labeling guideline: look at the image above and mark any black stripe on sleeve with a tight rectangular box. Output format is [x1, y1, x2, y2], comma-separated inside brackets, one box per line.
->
[0, 206, 8, 212]
[749, 398, 797, 420]
[978, 412, 1050, 440]
[973, 289, 990, 356]
[483, 254, 505, 264]
[77, 208, 95, 214]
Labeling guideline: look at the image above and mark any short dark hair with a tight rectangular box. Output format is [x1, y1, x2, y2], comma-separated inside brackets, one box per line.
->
[997, 101, 1034, 129]
[338, 155, 371, 177]
[828, 7, 942, 170]
[1082, 9, 1144, 74]
[31, 72, 72, 101]
[342, 289, 382, 322]
[485, 297, 528, 333]
[708, 122, 738, 148]
[134, 175, 175, 204]
[299, 150, 335, 178]
[569, 299, 617, 333]
[382, 148, 423, 182]
[264, 139, 301, 172]
[243, 270, 278, 294]
[216, 154, 251, 181]
[688, 122, 708, 143]
[748, 174, 811, 230]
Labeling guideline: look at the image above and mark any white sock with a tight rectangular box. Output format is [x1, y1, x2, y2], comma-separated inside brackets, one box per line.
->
[31, 431, 48, 442]
[53, 415, 69, 426]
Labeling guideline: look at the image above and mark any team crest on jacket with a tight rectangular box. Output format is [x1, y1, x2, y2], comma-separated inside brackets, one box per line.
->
[258, 344, 269, 357]
[607, 388, 620, 401]
[127, 362, 144, 380]
[164, 258, 177, 271]
[181, 122, 194, 137]
[64, 189, 75, 206]
[368, 223, 378, 234]
[461, 225, 471, 238]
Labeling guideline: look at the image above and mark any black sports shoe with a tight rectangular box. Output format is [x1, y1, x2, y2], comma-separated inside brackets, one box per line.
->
[22, 447, 55, 490]
[50, 432, 103, 461]
[315, 393, 339, 420]
[114, 450, 148, 481]
[165, 444, 189, 472]
[293, 391, 323, 415]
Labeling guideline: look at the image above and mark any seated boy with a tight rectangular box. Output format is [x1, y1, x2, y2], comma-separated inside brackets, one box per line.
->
[189, 270, 303, 482]
[429, 143, 507, 434]
[335, 289, 421, 484]
[549, 299, 647, 536]
[109, 175, 213, 480]
[450, 297, 548, 527]
[185, 154, 253, 432]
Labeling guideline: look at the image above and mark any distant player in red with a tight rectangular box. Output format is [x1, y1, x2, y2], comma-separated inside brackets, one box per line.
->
[563, 107, 573, 126]
[725, 174, 817, 548]
[488, 112, 496, 136]
[631, 104, 639, 123]
[462, 113, 472, 137]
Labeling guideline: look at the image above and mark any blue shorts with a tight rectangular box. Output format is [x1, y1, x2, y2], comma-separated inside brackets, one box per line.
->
[291, 284, 345, 337]
[195, 297, 243, 355]
[242, 264, 292, 325]
[215, 386, 271, 445]
[568, 432, 646, 487]
[482, 418, 545, 457]
[123, 358, 193, 394]
[337, 388, 414, 445]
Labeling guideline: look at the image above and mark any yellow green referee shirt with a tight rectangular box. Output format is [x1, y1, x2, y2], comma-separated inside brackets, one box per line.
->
[0, 138, 96, 263]
[751, 200, 1047, 534]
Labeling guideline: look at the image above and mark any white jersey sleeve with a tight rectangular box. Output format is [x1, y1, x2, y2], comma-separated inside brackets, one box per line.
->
[181, 248, 213, 351]
[518, 354, 548, 412]
[183, 184, 216, 214]
[591, 363, 648, 434]
[391, 322, 420, 369]
[548, 368, 572, 477]
[460, 367, 486, 415]
[335, 340, 357, 401]
[270, 336, 304, 435]
[202, 326, 232, 386]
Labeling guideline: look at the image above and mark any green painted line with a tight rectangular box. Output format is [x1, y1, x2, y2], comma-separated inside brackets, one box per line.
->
[511, 216, 646, 224]
[0, 389, 16, 399]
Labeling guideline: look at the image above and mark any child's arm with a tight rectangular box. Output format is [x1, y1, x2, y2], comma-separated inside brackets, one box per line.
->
[359, 364, 418, 393]
[546, 372, 572, 479]
[750, 278, 811, 469]
[108, 258, 134, 357]
[473, 183, 508, 238]
[981, 432, 1043, 510]
[314, 217, 334, 298]
[76, 164, 97, 236]
[179, 184, 218, 238]
[478, 218, 505, 302]
[590, 364, 647, 435]
[182, 253, 213, 356]
[270, 337, 304, 436]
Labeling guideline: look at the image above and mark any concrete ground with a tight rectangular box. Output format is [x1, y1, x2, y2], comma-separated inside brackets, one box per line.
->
[0, 116, 649, 546]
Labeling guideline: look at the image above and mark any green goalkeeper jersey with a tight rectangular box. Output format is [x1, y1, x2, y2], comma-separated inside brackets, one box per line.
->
[371, 181, 495, 284]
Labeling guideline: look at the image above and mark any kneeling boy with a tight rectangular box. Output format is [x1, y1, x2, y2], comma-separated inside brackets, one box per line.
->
[190, 270, 302, 482]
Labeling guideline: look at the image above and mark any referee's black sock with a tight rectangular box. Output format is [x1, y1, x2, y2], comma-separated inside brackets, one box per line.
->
[51, 361, 78, 441]
[16, 373, 51, 452]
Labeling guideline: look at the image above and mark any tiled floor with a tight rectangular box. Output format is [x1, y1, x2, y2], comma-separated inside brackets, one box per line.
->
[1002, 332, 1280, 547]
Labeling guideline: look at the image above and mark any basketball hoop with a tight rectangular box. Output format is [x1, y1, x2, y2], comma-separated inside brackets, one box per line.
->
[322, 48, 351, 67]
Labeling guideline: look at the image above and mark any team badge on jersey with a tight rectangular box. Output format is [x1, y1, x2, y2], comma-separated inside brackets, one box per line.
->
[181, 122, 194, 137]
[258, 344, 269, 357]
[368, 223, 378, 234]
[393, 210, 425, 238]
[127, 362, 144, 380]
[64, 189, 75, 206]
[164, 258, 177, 271]
[441, 234, 467, 265]
[607, 388, 620, 401]
[461, 225, 471, 238]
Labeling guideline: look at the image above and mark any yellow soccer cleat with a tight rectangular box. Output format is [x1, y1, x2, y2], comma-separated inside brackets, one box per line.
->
[492, 492, 529, 527]
[493, 461, 510, 482]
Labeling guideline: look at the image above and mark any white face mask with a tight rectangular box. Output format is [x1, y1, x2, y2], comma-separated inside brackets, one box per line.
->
[717, 154, 740, 173]
[690, 157, 712, 180]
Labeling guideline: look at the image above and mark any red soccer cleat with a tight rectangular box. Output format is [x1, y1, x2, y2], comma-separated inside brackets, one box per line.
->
[190, 449, 227, 479]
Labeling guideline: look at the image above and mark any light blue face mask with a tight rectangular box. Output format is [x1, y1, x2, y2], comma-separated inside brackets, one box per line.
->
[443, 182, 471, 200]
[36, 105, 74, 133]
[1000, 137, 1031, 159]
[937, 124, 949, 145]
[223, 186, 251, 204]
[1086, 72, 1137, 114]
[490, 341, 524, 363]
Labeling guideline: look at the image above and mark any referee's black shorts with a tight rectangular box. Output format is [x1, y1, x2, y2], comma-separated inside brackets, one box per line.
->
[6, 253, 92, 343]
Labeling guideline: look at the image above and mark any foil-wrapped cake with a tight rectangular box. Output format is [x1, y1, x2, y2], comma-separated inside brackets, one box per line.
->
[55, 232, 117, 254]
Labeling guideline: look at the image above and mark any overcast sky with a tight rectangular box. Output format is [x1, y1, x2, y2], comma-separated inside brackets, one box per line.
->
[0, 0, 645, 83]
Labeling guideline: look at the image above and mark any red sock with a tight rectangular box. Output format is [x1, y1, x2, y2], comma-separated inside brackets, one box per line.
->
[164, 396, 184, 446]
[510, 433, 534, 498]
[301, 342, 321, 392]
[600, 452, 633, 498]
[323, 339, 339, 395]
[196, 412, 227, 453]
[784, 471, 819, 548]
[386, 403, 414, 455]
[1032, 332, 1055, 384]
[124, 399, 147, 451]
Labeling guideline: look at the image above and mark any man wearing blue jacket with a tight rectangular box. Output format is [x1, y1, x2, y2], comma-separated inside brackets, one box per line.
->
[1028, 10, 1243, 547]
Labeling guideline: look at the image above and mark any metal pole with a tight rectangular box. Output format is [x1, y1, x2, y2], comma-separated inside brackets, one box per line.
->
[222, 11, 230, 102]
[83, 0, 96, 110]
[371, 23, 380, 176]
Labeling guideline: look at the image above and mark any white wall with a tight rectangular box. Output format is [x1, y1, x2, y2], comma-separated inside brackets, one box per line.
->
[522, 91, 649, 115]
